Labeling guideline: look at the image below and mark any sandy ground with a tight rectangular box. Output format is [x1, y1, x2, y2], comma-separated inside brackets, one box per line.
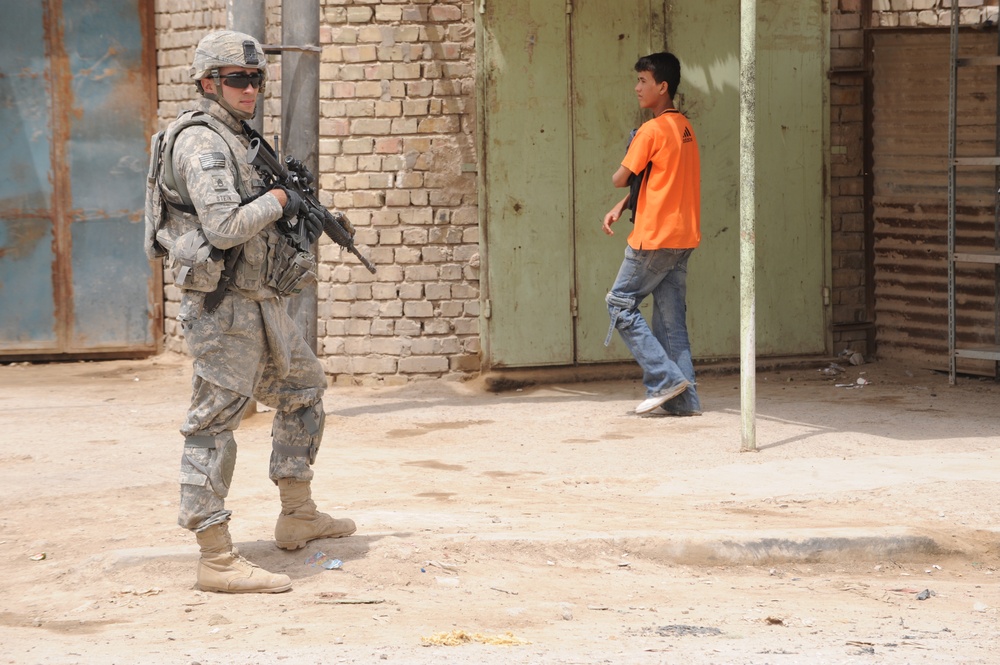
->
[0, 352, 998, 664]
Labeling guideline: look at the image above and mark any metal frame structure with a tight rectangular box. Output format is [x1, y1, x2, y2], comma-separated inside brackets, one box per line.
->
[947, 4, 1000, 384]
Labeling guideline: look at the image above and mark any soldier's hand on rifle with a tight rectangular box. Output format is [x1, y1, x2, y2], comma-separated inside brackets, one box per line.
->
[302, 204, 324, 244]
[268, 187, 288, 207]
[278, 187, 303, 219]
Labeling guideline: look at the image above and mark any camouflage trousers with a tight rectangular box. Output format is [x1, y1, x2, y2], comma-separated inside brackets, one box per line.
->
[176, 290, 327, 532]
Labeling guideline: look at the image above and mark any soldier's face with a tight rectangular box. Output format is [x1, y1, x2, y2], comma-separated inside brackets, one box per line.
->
[204, 66, 260, 115]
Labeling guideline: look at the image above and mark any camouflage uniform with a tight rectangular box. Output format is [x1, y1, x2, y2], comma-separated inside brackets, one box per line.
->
[161, 58, 327, 535]
[144, 30, 353, 594]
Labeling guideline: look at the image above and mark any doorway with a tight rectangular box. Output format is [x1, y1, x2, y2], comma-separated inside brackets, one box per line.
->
[479, 0, 829, 369]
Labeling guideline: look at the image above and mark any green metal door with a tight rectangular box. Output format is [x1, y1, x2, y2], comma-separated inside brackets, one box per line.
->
[481, 0, 659, 368]
[481, 0, 574, 367]
[0, 0, 159, 358]
[572, 0, 665, 363]
[481, 0, 828, 368]
[667, 1, 829, 358]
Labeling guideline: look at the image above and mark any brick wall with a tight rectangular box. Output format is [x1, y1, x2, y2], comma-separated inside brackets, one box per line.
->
[829, 0, 868, 357]
[153, 1, 481, 385]
[153, 0, 227, 351]
[871, 0, 998, 27]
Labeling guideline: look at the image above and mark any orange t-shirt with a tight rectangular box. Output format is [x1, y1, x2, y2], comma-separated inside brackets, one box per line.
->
[621, 110, 701, 250]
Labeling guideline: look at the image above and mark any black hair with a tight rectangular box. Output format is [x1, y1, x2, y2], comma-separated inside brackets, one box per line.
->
[634, 52, 681, 98]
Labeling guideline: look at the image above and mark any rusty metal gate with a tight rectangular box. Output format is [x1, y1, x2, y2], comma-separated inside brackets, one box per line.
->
[872, 29, 997, 375]
[0, 0, 160, 359]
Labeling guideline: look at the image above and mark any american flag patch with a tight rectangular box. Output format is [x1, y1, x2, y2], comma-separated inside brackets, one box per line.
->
[198, 152, 227, 170]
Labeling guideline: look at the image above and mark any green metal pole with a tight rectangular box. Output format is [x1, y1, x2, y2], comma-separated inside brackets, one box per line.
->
[281, 0, 321, 351]
[739, 0, 757, 452]
[227, 0, 266, 137]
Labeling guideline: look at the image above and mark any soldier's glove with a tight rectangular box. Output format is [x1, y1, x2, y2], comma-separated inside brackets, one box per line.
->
[280, 187, 303, 219]
[302, 203, 325, 244]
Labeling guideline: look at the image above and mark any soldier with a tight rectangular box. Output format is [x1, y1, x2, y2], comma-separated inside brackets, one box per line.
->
[146, 30, 355, 593]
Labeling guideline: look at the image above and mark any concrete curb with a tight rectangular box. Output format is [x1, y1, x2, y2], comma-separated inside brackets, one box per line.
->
[626, 533, 946, 566]
[460, 527, 991, 566]
[97, 527, 996, 571]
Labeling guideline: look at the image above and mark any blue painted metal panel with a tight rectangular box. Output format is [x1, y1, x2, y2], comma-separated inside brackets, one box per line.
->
[0, 2, 56, 349]
[64, 0, 153, 348]
[72, 217, 151, 345]
[0, 0, 157, 356]
[0, 223, 57, 346]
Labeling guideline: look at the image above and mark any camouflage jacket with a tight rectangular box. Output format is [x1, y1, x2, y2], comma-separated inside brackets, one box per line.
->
[159, 97, 286, 300]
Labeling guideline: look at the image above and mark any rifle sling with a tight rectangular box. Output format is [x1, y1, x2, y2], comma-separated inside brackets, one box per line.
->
[240, 120, 276, 157]
[165, 199, 197, 216]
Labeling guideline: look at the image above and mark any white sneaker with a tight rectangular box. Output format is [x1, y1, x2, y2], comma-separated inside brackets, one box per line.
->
[635, 380, 691, 414]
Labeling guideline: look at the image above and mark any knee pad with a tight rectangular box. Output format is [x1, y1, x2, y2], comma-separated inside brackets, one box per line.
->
[179, 431, 237, 499]
[271, 400, 325, 465]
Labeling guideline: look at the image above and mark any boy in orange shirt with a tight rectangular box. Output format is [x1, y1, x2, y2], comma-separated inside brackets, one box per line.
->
[602, 52, 701, 416]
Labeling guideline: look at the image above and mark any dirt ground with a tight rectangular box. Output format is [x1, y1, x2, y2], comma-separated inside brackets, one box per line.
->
[1, 352, 998, 664]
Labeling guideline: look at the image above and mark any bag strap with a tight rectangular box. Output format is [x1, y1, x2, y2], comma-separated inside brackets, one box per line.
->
[160, 111, 254, 213]
[625, 163, 652, 223]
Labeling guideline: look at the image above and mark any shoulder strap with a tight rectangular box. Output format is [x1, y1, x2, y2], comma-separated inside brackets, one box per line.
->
[158, 111, 208, 214]
[160, 111, 252, 213]
[626, 163, 652, 224]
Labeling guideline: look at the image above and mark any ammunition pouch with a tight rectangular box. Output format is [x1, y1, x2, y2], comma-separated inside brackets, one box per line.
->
[267, 233, 317, 297]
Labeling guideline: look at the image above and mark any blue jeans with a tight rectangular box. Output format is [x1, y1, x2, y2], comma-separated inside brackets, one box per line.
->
[605, 246, 700, 412]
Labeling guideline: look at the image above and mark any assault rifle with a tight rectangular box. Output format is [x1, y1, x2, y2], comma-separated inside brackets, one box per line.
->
[246, 135, 377, 274]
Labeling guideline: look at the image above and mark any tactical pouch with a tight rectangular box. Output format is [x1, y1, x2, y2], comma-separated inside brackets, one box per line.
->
[170, 228, 224, 292]
[232, 234, 267, 291]
[266, 233, 317, 296]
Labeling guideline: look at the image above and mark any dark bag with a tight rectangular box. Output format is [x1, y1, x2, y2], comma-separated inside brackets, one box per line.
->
[623, 128, 651, 224]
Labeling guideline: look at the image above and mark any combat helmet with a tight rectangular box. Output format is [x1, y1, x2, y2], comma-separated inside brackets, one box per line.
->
[191, 30, 267, 120]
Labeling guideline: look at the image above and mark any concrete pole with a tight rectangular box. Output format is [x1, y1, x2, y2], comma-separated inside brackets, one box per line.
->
[281, 0, 321, 349]
[226, 0, 267, 418]
[739, 0, 757, 452]
[226, 0, 266, 137]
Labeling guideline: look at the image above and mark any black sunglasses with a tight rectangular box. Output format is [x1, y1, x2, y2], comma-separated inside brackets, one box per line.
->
[220, 72, 263, 89]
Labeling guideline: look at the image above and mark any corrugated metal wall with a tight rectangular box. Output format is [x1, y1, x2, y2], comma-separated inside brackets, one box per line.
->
[872, 29, 998, 374]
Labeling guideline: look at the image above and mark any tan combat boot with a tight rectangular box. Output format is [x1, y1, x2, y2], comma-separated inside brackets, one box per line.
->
[274, 478, 356, 550]
[195, 523, 292, 593]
